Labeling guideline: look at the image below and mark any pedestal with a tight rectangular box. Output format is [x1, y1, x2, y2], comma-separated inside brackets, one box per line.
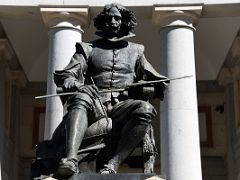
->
[69, 174, 165, 180]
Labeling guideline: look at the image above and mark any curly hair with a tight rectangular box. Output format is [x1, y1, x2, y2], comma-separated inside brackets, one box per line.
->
[94, 3, 137, 37]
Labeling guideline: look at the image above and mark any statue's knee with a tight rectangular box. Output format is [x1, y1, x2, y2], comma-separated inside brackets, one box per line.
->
[132, 101, 156, 123]
[67, 94, 93, 112]
[140, 101, 156, 115]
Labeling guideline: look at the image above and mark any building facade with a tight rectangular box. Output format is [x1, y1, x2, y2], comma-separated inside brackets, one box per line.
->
[0, 0, 239, 180]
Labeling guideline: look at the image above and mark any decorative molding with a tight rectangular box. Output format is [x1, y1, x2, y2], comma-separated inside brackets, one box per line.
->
[223, 36, 240, 68]
[10, 70, 27, 88]
[1, 64, 27, 89]
[0, 38, 27, 88]
[218, 31, 240, 86]
[217, 66, 240, 86]
[40, 7, 90, 30]
[4, 75, 12, 137]
[152, 5, 203, 28]
[0, 38, 21, 70]
[0, 39, 14, 60]
[217, 68, 234, 86]
[233, 80, 240, 135]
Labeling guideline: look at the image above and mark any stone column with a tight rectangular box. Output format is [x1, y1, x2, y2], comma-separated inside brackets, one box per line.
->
[41, 8, 90, 139]
[153, 6, 202, 180]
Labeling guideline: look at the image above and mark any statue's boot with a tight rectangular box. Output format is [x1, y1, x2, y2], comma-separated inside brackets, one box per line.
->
[100, 115, 152, 173]
[58, 108, 88, 176]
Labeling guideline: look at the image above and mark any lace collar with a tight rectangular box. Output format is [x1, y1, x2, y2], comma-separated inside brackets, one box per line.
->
[95, 31, 135, 42]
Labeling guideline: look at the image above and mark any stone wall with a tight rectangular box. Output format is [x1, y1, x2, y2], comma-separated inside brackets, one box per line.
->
[0, 63, 20, 180]
[18, 82, 46, 179]
[197, 81, 227, 180]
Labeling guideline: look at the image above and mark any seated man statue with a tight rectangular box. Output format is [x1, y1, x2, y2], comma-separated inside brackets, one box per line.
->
[35, 3, 169, 177]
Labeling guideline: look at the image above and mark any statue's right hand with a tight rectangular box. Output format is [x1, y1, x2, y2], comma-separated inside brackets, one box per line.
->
[62, 80, 99, 98]
[62, 80, 83, 92]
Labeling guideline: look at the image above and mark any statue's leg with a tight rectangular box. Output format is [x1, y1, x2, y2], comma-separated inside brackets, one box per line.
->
[58, 94, 93, 176]
[66, 109, 88, 160]
[58, 108, 88, 175]
[100, 100, 156, 173]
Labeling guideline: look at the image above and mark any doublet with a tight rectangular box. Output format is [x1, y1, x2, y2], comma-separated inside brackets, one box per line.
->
[84, 39, 144, 88]
[54, 38, 167, 105]
[82, 39, 146, 103]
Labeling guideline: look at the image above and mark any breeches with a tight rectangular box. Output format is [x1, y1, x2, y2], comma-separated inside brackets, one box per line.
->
[66, 93, 157, 129]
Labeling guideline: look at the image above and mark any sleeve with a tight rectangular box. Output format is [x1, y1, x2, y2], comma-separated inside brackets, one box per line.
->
[135, 45, 169, 100]
[135, 45, 169, 82]
[53, 42, 92, 88]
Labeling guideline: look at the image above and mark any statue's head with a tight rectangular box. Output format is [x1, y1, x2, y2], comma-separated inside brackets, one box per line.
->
[94, 3, 137, 38]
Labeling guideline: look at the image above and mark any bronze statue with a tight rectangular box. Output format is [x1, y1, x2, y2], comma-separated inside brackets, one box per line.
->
[32, 3, 169, 178]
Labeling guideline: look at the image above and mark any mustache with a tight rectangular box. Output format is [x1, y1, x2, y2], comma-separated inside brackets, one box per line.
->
[106, 24, 121, 29]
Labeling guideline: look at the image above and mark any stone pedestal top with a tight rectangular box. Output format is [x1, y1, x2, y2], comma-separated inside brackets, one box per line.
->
[69, 173, 165, 180]
[39, 174, 166, 180]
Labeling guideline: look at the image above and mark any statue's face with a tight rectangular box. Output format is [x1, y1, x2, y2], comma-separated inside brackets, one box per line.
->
[105, 7, 122, 37]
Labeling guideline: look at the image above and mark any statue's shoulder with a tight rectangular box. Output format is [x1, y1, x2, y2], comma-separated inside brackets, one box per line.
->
[76, 39, 105, 53]
[75, 42, 93, 60]
[128, 42, 145, 55]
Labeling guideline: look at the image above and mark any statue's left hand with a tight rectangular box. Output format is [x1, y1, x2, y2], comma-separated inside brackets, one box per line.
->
[154, 82, 167, 101]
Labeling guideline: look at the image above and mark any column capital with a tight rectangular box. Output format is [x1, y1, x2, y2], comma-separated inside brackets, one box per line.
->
[40, 7, 90, 31]
[152, 5, 203, 28]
